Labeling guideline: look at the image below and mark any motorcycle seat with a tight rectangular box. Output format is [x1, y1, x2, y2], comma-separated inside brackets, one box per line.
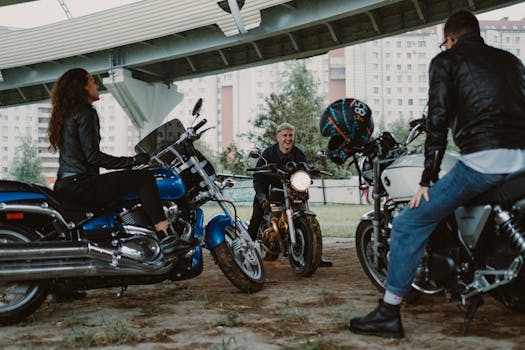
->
[467, 168, 525, 206]
[0, 180, 98, 212]
[36, 186, 100, 212]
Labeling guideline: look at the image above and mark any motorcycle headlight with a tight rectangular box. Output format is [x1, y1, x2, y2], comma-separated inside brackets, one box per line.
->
[290, 171, 311, 192]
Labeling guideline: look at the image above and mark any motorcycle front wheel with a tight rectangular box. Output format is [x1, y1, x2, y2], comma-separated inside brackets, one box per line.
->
[288, 216, 322, 277]
[0, 225, 49, 325]
[355, 220, 388, 292]
[211, 226, 265, 293]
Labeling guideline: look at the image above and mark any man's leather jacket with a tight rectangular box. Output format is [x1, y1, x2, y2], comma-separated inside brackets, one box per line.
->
[421, 34, 525, 186]
[253, 143, 306, 203]
[57, 105, 133, 178]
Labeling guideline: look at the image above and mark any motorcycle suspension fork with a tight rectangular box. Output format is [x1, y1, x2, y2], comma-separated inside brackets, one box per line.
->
[372, 155, 382, 268]
[283, 186, 297, 246]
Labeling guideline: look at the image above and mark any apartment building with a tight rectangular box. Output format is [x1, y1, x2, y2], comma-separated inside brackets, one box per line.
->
[1, 18, 524, 184]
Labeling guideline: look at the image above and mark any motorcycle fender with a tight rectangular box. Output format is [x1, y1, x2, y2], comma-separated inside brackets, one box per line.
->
[204, 214, 232, 250]
[292, 210, 316, 220]
[360, 209, 374, 221]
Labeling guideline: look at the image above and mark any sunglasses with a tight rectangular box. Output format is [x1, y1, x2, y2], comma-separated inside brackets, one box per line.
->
[439, 39, 447, 52]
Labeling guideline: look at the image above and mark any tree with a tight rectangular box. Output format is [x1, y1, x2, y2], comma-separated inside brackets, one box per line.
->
[218, 143, 251, 176]
[387, 117, 424, 152]
[385, 117, 458, 153]
[219, 61, 352, 178]
[247, 61, 326, 162]
[9, 136, 46, 185]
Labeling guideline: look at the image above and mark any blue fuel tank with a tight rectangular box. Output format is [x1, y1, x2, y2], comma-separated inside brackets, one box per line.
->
[120, 167, 186, 201]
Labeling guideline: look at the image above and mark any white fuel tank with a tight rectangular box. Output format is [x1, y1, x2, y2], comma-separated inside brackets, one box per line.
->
[381, 151, 459, 201]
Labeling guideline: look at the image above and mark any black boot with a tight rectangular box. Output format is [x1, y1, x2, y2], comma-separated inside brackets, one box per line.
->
[349, 299, 404, 339]
[319, 257, 333, 267]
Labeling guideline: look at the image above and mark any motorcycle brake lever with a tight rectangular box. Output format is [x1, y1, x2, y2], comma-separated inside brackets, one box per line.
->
[199, 126, 216, 137]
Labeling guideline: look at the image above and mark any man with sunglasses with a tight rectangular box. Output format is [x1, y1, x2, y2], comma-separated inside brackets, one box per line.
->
[349, 9, 525, 339]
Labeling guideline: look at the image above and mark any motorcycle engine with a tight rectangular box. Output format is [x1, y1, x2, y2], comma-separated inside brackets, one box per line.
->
[118, 235, 161, 262]
[119, 202, 180, 227]
[261, 218, 283, 260]
[119, 204, 151, 227]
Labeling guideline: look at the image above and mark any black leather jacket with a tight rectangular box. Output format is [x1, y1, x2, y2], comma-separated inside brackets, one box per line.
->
[253, 143, 306, 202]
[421, 34, 525, 186]
[56, 105, 133, 178]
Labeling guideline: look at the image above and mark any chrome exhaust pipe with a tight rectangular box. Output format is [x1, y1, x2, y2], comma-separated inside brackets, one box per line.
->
[0, 241, 88, 261]
[0, 260, 173, 281]
[0, 241, 175, 281]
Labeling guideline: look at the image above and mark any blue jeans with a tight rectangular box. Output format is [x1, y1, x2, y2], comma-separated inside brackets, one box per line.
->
[385, 160, 507, 297]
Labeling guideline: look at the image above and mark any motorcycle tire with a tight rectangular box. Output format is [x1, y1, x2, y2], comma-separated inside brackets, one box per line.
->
[356, 220, 423, 303]
[0, 224, 49, 325]
[288, 216, 322, 277]
[355, 220, 389, 292]
[491, 280, 525, 313]
[212, 234, 265, 293]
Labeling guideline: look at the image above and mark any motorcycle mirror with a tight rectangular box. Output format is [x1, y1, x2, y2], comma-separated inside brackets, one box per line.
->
[192, 98, 203, 117]
[249, 148, 261, 159]
[379, 132, 399, 148]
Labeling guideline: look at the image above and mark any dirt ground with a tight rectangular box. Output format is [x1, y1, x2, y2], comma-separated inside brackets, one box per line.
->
[1, 237, 524, 350]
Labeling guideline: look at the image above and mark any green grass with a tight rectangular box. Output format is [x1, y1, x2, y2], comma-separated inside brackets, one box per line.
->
[200, 203, 371, 238]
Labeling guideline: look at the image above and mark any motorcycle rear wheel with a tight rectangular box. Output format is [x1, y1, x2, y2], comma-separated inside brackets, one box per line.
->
[212, 226, 265, 293]
[0, 225, 49, 325]
[288, 216, 322, 277]
[491, 278, 525, 313]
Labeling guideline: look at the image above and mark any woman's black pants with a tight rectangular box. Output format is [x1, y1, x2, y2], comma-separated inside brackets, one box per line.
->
[54, 169, 165, 225]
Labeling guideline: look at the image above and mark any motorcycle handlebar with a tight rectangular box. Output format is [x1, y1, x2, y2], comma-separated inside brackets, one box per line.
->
[246, 167, 267, 172]
[247, 163, 278, 172]
[193, 118, 207, 132]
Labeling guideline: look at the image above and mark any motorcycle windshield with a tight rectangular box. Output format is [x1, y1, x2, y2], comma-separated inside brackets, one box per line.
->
[134, 119, 186, 154]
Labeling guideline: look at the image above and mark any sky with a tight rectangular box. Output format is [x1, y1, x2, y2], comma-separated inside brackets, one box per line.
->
[0, 0, 524, 29]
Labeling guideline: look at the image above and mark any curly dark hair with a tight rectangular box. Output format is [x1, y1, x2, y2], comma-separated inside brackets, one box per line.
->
[48, 68, 90, 152]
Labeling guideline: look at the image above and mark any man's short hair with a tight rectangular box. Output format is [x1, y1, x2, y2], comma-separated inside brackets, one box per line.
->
[276, 122, 295, 134]
[444, 10, 480, 39]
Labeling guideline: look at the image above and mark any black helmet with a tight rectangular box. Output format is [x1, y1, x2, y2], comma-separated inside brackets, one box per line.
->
[326, 135, 352, 165]
[320, 98, 374, 165]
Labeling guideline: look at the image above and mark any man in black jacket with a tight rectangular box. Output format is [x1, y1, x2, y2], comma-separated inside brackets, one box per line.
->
[349, 10, 525, 339]
[247, 122, 332, 267]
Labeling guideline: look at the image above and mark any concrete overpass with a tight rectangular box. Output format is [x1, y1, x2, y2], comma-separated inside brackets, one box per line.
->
[0, 0, 521, 131]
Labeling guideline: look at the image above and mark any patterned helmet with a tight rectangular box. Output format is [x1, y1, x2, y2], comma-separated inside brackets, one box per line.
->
[320, 98, 374, 165]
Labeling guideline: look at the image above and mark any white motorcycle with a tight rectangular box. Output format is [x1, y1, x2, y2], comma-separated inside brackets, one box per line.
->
[351, 118, 525, 333]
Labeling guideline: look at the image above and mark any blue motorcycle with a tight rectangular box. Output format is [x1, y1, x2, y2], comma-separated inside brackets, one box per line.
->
[0, 99, 265, 325]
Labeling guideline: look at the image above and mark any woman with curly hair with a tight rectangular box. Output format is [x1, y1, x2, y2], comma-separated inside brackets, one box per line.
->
[49, 68, 197, 254]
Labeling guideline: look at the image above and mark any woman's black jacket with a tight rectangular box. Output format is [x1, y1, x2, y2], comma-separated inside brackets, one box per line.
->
[56, 105, 133, 178]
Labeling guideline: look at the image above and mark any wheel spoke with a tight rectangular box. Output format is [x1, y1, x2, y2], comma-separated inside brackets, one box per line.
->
[227, 231, 262, 280]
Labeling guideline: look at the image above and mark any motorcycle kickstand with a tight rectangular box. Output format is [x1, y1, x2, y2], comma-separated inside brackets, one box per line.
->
[461, 295, 484, 336]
